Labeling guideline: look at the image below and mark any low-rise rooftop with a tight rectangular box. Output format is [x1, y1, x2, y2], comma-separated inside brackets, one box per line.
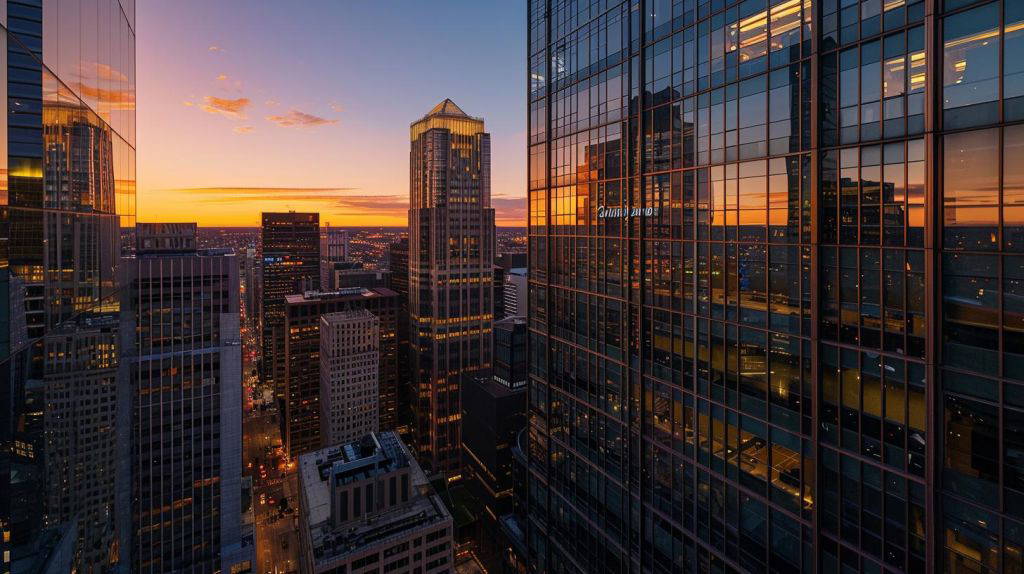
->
[286, 287, 397, 305]
[299, 432, 452, 567]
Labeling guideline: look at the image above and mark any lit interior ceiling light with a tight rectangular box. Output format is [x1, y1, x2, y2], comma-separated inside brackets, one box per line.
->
[739, 12, 767, 32]
[771, 0, 801, 18]
[943, 27, 998, 49]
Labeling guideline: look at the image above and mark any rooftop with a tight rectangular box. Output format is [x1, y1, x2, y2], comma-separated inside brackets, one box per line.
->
[495, 316, 527, 328]
[285, 287, 397, 305]
[410, 98, 484, 138]
[136, 222, 198, 255]
[299, 432, 451, 567]
[321, 307, 377, 326]
[467, 374, 525, 399]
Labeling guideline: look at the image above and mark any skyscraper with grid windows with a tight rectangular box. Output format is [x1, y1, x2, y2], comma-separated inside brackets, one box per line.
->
[260, 211, 320, 397]
[409, 99, 495, 477]
[0, 2, 137, 571]
[524, 0, 1024, 572]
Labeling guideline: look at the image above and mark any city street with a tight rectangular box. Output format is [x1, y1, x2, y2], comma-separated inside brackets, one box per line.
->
[242, 286, 300, 574]
[245, 410, 299, 574]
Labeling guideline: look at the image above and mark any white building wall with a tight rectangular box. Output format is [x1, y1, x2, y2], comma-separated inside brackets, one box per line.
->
[319, 310, 380, 447]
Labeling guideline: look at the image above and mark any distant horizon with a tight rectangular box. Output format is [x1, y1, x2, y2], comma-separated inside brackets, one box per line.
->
[137, 1, 525, 228]
[131, 224, 527, 229]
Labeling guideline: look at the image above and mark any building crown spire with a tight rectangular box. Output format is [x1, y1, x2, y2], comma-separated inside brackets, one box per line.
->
[426, 98, 469, 118]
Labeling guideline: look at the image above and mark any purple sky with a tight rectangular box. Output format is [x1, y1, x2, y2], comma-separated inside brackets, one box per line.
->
[136, 0, 526, 226]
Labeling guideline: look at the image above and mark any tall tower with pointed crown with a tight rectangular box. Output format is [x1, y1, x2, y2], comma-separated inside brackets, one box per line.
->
[407, 100, 495, 477]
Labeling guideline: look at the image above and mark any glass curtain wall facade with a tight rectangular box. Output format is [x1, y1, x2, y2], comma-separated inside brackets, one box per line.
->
[0, 0, 136, 572]
[527, 0, 1017, 572]
[936, 0, 1024, 571]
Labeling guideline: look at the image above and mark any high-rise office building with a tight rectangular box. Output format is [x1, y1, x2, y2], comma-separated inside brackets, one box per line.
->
[260, 212, 320, 395]
[493, 316, 527, 391]
[522, 0, 1024, 572]
[503, 268, 528, 318]
[495, 252, 528, 320]
[0, 2, 137, 571]
[281, 288, 397, 458]
[409, 99, 495, 476]
[320, 227, 349, 289]
[462, 318, 528, 570]
[119, 223, 248, 573]
[494, 266, 509, 321]
[328, 261, 390, 291]
[320, 309, 380, 447]
[296, 432, 454, 574]
[461, 374, 526, 570]
[497, 252, 528, 270]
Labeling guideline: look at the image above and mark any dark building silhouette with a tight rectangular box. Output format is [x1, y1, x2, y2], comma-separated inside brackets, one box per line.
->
[462, 317, 527, 570]
[328, 262, 390, 291]
[119, 223, 249, 572]
[242, 246, 260, 331]
[259, 212, 320, 397]
[493, 316, 527, 391]
[387, 238, 413, 435]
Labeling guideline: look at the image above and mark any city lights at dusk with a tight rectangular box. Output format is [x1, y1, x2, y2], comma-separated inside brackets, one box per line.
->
[5, 1, 1024, 573]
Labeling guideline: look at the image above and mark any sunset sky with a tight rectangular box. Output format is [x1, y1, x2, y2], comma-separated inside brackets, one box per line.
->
[136, 0, 526, 227]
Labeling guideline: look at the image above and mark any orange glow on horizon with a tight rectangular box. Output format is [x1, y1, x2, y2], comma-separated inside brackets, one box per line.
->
[140, 187, 525, 227]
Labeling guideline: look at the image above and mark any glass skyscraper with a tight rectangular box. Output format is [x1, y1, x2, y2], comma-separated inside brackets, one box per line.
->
[0, 1, 136, 572]
[525, 0, 1023, 572]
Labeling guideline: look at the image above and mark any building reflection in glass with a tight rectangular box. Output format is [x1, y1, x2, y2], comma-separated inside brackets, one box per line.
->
[1, 2, 135, 572]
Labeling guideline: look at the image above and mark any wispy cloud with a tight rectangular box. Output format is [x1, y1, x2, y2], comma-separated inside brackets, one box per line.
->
[265, 109, 339, 128]
[182, 100, 195, 107]
[148, 188, 523, 226]
[209, 45, 224, 52]
[233, 125, 254, 134]
[169, 187, 360, 203]
[334, 195, 408, 211]
[74, 84, 135, 110]
[216, 74, 228, 81]
[168, 188, 409, 215]
[329, 101, 344, 113]
[82, 62, 128, 83]
[200, 96, 251, 119]
[491, 197, 526, 221]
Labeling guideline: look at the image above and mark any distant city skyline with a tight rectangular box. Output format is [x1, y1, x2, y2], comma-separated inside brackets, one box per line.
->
[136, 0, 526, 227]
